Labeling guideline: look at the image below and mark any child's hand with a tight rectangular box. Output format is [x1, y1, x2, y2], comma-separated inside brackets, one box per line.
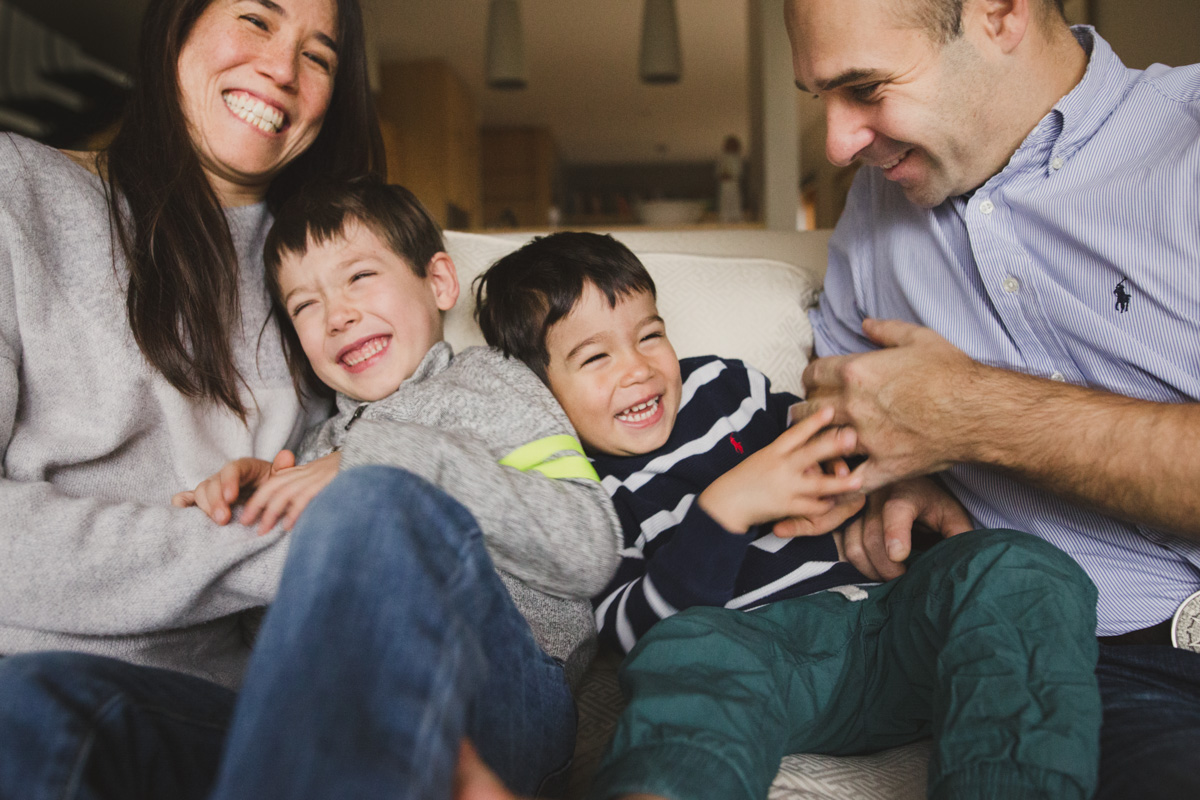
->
[698, 406, 863, 534]
[239, 451, 341, 534]
[771, 456, 866, 538]
[171, 455, 285, 525]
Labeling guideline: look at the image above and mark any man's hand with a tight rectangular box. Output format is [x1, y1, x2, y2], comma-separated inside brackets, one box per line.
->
[240, 451, 341, 534]
[698, 406, 864, 534]
[842, 476, 974, 580]
[171, 452, 292, 525]
[802, 318, 981, 491]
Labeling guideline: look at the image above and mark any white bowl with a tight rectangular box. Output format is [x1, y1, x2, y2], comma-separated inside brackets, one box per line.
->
[636, 199, 708, 226]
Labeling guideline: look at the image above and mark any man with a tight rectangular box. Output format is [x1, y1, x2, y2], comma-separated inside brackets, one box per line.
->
[791, 0, 1200, 797]
[454, 3, 1199, 798]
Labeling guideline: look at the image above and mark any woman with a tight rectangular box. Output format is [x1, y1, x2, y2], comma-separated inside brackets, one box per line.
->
[0, 1, 593, 797]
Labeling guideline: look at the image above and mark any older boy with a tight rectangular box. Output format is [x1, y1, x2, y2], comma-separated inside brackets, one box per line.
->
[476, 232, 1102, 800]
[175, 184, 619, 796]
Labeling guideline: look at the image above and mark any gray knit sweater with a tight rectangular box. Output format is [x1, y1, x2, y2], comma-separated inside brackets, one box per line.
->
[0, 135, 322, 688]
[299, 342, 621, 686]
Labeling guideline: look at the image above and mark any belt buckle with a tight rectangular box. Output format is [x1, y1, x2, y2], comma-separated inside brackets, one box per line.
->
[1170, 590, 1200, 652]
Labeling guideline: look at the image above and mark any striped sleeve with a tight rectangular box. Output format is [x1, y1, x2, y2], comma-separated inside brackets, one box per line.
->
[590, 356, 797, 653]
[593, 491, 756, 653]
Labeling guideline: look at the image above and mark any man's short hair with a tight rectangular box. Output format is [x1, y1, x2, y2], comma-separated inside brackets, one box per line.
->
[474, 232, 657, 382]
[908, 0, 1066, 43]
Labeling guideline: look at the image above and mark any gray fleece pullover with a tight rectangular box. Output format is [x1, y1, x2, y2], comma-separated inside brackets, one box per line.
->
[299, 341, 621, 686]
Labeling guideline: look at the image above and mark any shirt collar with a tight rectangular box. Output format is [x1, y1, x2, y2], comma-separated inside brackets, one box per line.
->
[1016, 27, 1135, 173]
[333, 340, 454, 416]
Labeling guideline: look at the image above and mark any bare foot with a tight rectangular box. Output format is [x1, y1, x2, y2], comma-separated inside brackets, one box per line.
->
[453, 740, 521, 800]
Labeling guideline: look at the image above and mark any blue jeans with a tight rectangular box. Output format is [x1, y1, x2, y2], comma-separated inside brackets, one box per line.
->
[0, 467, 576, 800]
[1095, 643, 1200, 800]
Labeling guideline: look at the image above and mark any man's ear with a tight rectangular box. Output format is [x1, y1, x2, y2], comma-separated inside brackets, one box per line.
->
[964, 0, 1030, 55]
[425, 252, 461, 311]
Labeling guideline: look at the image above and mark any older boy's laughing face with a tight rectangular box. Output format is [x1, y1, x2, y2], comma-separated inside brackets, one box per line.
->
[279, 220, 459, 401]
[544, 284, 682, 457]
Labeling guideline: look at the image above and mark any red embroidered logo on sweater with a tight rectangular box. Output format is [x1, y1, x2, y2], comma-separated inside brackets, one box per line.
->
[729, 435, 744, 454]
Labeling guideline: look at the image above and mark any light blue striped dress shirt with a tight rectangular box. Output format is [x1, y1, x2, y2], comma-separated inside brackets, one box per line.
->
[810, 28, 1200, 636]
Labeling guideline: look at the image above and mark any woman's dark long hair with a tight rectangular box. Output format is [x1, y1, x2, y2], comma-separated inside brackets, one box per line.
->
[103, 0, 385, 419]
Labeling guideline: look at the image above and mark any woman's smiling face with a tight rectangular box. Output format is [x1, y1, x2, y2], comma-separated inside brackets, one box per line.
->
[177, 0, 339, 205]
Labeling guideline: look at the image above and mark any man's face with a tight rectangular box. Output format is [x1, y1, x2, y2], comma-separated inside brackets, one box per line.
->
[544, 285, 682, 458]
[786, 0, 1000, 207]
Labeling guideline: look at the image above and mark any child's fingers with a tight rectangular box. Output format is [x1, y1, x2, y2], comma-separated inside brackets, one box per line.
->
[281, 478, 329, 531]
[825, 458, 851, 477]
[252, 482, 300, 534]
[170, 491, 195, 508]
[798, 468, 865, 499]
[239, 485, 268, 527]
[804, 491, 866, 535]
[783, 404, 835, 442]
[793, 425, 858, 469]
[782, 495, 838, 520]
[281, 490, 315, 531]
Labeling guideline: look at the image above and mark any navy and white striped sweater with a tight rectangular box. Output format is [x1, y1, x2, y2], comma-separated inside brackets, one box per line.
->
[590, 355, 868, 653]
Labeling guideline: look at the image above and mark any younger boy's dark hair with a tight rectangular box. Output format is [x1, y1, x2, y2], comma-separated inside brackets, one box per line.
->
[262, 180, 444, 397]
[474, 232, 656, 382]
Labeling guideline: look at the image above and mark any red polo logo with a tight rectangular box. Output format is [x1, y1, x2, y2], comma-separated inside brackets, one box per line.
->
[729, 435, 743, 455]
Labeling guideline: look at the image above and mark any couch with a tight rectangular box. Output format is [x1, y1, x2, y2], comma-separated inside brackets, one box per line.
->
[442, 228, 931, 800]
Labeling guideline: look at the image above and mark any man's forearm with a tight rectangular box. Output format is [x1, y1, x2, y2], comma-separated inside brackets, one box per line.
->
[949, 365, 1200, 539]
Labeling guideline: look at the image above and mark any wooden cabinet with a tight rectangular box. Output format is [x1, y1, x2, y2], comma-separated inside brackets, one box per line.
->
[481, 126, 558, 229]
[376, 59, 481, 230]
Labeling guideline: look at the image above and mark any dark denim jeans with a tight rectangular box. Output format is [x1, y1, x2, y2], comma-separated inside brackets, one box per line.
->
[1095, 643, 1200, 800]
[0, 467, 576, 800]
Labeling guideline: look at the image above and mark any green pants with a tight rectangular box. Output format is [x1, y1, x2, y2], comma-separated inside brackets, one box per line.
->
[590, 530, 1100, 800]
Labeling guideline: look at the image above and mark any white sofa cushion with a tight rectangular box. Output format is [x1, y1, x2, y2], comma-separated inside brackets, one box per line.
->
[443, 231, 820, 397]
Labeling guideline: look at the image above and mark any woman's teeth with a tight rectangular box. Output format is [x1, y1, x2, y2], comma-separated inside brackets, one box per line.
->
[617, 397, 660, 423]
[343, 337, 387, 366]
[223, 92, 284, 134]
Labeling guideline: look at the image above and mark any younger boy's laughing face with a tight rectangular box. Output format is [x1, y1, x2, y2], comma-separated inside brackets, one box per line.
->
[544, 284, 682, 457]
[278, 220, 459, 402]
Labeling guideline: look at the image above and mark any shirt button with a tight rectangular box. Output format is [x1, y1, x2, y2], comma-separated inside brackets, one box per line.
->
[1050, 157, 1064, 171]
[1050, 371, 1065, 382]
[1002, 277, 1020, 293]
[979, 200, 995, 215]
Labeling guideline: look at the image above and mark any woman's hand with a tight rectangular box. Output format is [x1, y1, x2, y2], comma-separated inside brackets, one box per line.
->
[239, 451, 341, 534]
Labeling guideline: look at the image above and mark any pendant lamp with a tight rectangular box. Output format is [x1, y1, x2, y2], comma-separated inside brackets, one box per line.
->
[639, 0, 681, 84]
[486, 0, 527, 90]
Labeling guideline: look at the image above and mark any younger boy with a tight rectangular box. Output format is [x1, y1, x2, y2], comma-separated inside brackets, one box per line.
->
[475, 232, 1103, 800]
[174, 185, 620, 796]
